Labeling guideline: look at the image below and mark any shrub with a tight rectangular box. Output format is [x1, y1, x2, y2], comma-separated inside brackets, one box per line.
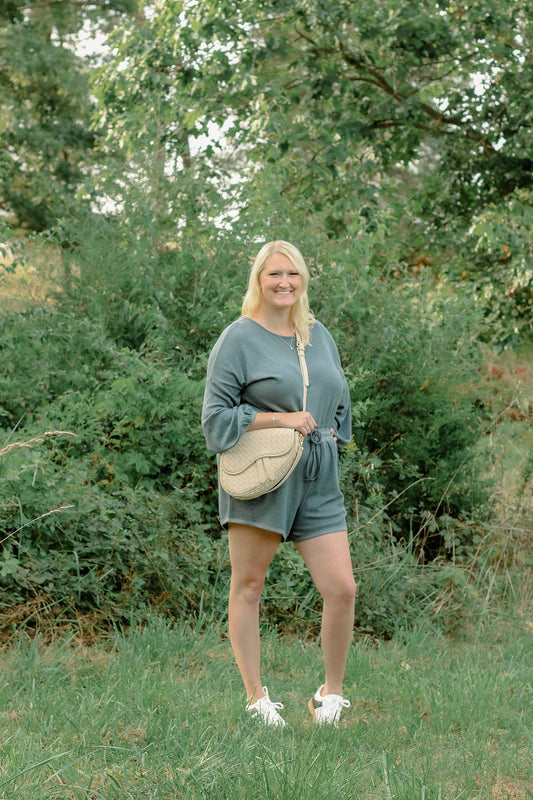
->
[0, 218, 491, 636]
[0, 307, 123, 426]
[312, 247, 489, 561]
[457, 188, 533, 348]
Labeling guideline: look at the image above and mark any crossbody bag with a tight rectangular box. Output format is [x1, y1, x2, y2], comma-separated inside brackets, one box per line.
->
[219, 340, 309, 500]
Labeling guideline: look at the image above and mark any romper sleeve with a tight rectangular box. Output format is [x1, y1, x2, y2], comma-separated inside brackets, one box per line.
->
[333, 378, 352, 453]
[322, 324, 351, 452]
[201, 326, 258, 454]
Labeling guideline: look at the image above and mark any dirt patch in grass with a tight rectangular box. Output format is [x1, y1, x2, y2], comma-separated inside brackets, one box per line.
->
[490, 775, 531, 799]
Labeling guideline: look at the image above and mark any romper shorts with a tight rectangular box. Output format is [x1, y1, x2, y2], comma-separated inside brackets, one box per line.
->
[219, 429, 347, 542]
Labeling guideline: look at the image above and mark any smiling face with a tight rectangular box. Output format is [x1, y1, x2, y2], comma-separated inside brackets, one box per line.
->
[258, 252, 303, 313]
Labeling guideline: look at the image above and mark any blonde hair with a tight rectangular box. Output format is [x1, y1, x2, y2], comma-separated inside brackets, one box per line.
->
[241, 241, 315, 346]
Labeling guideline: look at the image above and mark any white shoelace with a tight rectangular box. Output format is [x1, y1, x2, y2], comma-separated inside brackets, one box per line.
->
[247, 686, 286, 726]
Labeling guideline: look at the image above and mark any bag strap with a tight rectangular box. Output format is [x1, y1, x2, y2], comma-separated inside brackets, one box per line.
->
[296, 339, 309, 412]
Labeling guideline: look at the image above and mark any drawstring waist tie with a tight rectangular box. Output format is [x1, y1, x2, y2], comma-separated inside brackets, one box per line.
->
[305, 428, 334, 482]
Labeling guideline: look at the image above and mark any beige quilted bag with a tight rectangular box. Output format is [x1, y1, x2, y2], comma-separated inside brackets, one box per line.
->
[220, 340, 309, 501]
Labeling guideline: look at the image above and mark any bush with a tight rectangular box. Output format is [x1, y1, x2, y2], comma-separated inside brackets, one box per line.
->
[0, 216, 492, 636]
[0, 307, 122, 426]
[312, 248, 489, 561]
[0, 449, 224, 625]
[0, 341, 224, 616]
[456, 188, 533, 348]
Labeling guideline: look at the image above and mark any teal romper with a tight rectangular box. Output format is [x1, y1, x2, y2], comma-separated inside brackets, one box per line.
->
[201, 317, 351, 541]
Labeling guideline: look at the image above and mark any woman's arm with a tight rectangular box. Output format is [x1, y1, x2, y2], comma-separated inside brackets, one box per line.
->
[247, 411, 317, 436]
[202, 328, 258, 453]
[332, 373, 352, 451]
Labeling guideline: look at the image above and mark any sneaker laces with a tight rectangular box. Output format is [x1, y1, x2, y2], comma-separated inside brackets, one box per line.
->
[311, 685, 350, 726]
[246, 686, 286, 727]
[322, 693, 351, 715]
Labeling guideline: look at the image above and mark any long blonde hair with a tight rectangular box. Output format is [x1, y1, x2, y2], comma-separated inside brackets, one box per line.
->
[241, 241, 315, 346]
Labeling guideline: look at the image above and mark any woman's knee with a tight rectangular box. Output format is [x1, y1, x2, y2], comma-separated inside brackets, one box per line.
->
[230, 573, 266, 604]
[323, 574, 357, 605]
[340, 576, 358, 604]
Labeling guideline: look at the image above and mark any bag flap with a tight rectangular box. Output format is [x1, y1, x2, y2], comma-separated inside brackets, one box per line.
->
[220, 429, 301, 476]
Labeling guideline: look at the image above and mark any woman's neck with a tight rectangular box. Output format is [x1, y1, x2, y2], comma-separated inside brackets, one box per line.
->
[251, 306, 295, 336]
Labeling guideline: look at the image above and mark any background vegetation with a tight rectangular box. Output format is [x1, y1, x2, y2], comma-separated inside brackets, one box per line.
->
[1, 0, 532, 640]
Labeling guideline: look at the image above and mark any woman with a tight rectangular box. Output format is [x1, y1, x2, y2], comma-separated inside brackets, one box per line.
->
[202, 241, 356, 727]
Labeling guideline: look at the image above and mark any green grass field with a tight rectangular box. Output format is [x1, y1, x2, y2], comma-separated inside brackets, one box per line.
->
[1, 610, 531, 800]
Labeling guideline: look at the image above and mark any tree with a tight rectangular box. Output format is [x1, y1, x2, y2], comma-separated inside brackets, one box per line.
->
[87, 0, 532, 341]
[191, 0, 532, 232]
[0, 0, 137, 231]
[86, 1, 531, 252]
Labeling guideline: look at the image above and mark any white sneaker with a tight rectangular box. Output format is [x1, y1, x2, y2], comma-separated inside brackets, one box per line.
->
[246, 686, 286, 727]
[308, 685, 350, 727]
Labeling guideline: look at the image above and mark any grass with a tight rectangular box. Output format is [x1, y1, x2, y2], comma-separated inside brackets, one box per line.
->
[0, 610, 531, 800]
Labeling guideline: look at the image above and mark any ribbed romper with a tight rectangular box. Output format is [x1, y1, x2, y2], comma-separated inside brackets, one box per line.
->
[201, 317, 351, 541]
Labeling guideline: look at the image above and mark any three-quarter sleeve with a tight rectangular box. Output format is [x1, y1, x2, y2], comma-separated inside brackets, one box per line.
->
[201, 326, 258, 454]
[321, 325, 351, 453]
[333, 379, 352, 452]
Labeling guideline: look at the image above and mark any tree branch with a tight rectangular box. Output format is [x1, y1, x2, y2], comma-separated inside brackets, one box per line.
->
[337, 41, 496, 153]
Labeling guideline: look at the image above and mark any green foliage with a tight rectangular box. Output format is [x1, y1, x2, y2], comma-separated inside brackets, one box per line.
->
[261, 534, 478, 639]
[0, 341, 223, 619]
[52, 213, 244, 353]
[0, 307, 121, 425]
[4, 0, 532, 339]
[346, 294, 486, 557]
[0, 206, 494, 637]
[79, 0, 533, 344]
[0, 0, 137, 231]
[2, 0, 527, 634]
[162, 0, 532, 222]
[466, 189, 533, 347]
[306, 233, 489, 559]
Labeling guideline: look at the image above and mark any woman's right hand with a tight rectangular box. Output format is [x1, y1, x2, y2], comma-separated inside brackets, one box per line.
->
[277, 411, 317, 436]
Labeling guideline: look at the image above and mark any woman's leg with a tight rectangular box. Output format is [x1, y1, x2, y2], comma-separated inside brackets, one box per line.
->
[296, 530, 357, 696]
[228, 523, 282, 704]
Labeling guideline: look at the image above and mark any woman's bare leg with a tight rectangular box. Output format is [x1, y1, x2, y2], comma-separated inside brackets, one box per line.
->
[296, 531, 356, 696]
[228, 523, 282, 704]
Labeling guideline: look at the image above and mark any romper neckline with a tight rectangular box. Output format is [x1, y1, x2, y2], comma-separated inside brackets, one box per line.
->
[240, 316, 295, 341]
